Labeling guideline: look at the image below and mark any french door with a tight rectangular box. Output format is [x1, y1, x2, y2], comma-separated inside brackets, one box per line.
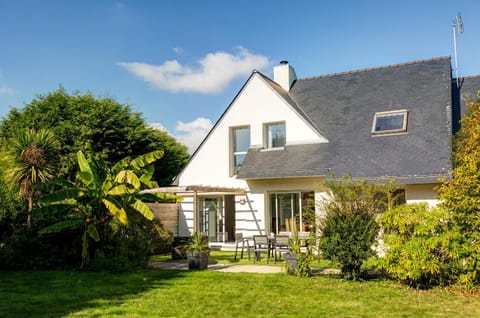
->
[269, 192, 314, 234]
[199, 197, 224, 242]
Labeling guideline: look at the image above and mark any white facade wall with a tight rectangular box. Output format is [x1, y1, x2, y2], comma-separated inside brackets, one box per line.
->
[176, 73, 326, 189]
[176, 73, 328, 237]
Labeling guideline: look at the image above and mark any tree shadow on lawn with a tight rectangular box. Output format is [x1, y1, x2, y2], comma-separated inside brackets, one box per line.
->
[0, 269, 186, 318]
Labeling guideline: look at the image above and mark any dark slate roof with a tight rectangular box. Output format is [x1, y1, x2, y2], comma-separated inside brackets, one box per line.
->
[238, 57, 456, 184]
[452, 76, 480, 133]
[459, 76, 480, 117]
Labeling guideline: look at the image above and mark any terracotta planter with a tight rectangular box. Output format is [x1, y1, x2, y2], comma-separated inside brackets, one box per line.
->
[187, 252, 209, 270]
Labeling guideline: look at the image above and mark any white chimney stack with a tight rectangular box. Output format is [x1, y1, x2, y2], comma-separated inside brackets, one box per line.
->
[273, 60, 297, 92]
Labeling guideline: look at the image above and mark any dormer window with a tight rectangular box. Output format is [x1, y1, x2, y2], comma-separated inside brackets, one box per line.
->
[265, 122, 286, 148]
[372, 109, 408, 135]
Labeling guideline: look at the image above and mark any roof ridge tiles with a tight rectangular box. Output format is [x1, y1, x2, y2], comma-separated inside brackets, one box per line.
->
[299, 56, 451, 81]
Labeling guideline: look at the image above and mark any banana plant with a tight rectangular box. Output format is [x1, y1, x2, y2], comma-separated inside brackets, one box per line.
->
[34, 150, 170, 268]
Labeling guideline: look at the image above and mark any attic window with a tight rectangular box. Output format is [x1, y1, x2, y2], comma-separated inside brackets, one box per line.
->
[372, 110, 408, 135]
[265, 122, 286, 148]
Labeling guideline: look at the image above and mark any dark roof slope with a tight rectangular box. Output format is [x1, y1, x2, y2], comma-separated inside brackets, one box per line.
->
[238, 57, 454, 184]
[460, 76, 480, 116]
[452, 76, 480, 133]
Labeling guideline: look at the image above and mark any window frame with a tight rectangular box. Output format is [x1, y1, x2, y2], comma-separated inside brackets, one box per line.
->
[371, 109, 409, 136]
[230, 125, 250, 176]
[268, 191, 315, 234]
[264, 121, 286, 149]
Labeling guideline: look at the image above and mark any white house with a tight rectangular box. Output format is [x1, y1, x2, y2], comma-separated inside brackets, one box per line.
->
[167, 57, 480, 242]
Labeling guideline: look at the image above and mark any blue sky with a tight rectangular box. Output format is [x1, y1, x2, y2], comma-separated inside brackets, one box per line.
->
[1, 0, 479, 152]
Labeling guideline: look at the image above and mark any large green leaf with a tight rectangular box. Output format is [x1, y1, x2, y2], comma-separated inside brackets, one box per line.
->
[33, 177, 75, 192]
[132, 199, 154, 220]
[114, 170, 140, 189]
[39, 219, 84, 234]
[107, 184, 136, 196]
[102, 198, 128, 225]
[78, 171, 94, 187]
[77, 151, 96, 188]
[87, 224, 100, 242]
[130, 150, 163, 170]
[111, 157, 131, 174]
[39, 188, 83, 204]
[31, 204, 76, 217]
[77, 151, 92, 174]
[139, 165, 154, 184]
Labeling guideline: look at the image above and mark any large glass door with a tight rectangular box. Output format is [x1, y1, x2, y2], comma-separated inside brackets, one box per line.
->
[200, 197, 224, 242]
[270, 192, 314, 234]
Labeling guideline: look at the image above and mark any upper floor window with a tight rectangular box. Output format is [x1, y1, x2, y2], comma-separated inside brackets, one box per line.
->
[232, 126, 250, 175]
[265, 122, 286, 148]
[372, 109, 408, 135]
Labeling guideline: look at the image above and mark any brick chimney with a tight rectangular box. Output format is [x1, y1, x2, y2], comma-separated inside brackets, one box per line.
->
[273, 60, 297, 92]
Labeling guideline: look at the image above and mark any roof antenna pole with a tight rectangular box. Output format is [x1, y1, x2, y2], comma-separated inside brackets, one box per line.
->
[452, 13, 464, 87]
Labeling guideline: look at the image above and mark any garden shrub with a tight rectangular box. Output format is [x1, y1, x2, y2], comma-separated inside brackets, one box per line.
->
[377, 203, 460, 289]
[85, 218, 171, 272]
[318, 175, 396, 280]
[438, 93, 480, 288]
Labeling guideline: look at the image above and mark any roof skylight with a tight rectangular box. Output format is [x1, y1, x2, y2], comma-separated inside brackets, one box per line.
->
[372, 109, 408, 135]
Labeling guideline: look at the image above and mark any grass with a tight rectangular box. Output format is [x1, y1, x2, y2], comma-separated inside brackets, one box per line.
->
[1, 264, 480, 317]
[150, 250, 337, 268]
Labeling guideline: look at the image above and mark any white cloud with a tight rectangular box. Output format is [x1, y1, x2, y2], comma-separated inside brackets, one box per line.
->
[118, 46, 270, 93]
[148, 118, 213, 154]
[0, 85, 16, 95]
[148, 122, 168, 132]
[175, 117, 213, 153]
[172, 47, 183, 54]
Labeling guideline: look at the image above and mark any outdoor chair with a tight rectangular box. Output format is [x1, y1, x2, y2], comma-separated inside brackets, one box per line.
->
[234, 233, 251, 260]
[252, 235, 272, 263]
[273, 235, 290, 263]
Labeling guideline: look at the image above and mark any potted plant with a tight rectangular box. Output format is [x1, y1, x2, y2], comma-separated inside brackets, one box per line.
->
[285, 222, 313, 277]
[183, 232, 210, 270]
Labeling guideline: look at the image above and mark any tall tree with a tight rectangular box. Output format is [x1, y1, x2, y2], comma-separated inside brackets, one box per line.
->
[0, 88, 189, 185]
[3, 129, 59, 227]
[438, 92, 480, 285]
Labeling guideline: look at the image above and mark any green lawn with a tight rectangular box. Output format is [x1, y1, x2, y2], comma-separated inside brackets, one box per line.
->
[1, 265, 479, 317]
[151, 250, 337, 268]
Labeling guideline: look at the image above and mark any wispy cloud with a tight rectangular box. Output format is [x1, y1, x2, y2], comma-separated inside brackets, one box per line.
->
[0, 85, 16, 95]
[118, 46, 270, 93]
[148, 122, 168, 132]
[149, 117, 213, 154]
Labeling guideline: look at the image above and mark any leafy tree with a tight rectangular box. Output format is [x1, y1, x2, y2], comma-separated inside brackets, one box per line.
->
[0, 174, 25, 243]
[0, 88, 189, 185]
[377, 203, 460, 288]
[3, 129, 59, 227]
[438, 92, 480, 287]
[318, 175, 398, 280]
[35, 150, 170, 268]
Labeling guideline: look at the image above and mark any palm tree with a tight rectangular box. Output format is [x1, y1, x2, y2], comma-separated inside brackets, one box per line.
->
[4, 129, 59, 227]
[36, 150, 170, 268]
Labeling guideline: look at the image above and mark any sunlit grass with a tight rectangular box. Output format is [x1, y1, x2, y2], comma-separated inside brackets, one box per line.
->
[1, 269, 479, 317]
[150, 250, 337, 268]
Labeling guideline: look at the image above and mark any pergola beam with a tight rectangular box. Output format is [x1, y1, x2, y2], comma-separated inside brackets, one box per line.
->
[140, 185, 246, 195]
